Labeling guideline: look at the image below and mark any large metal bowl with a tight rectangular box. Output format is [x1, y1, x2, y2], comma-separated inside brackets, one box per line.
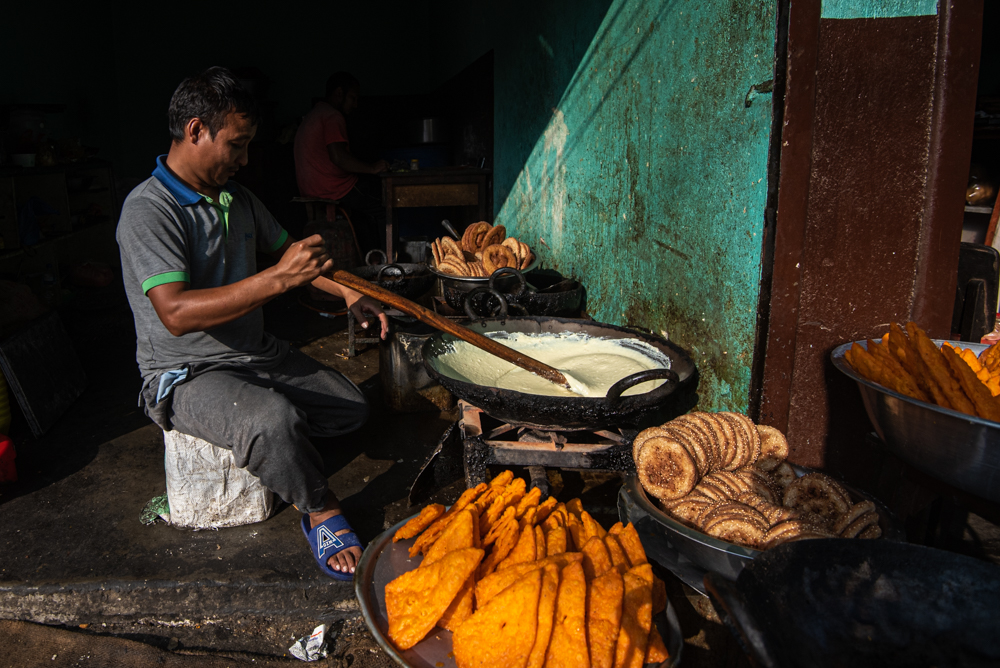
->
[355, 509, 684, 668]
[618, 472, 903, 595]
[831, 339, 1000, 504]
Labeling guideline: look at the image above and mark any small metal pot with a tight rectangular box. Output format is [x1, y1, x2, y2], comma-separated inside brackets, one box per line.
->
[350, 251, 434, 301]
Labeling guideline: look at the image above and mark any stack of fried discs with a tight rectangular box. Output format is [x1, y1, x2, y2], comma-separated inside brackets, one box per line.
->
[430, 221, 535, 277]
[633, 412, 883, 549]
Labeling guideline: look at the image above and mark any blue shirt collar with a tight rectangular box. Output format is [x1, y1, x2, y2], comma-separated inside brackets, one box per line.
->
[151, 155, 232, 206]
[152, 155, 202, 206]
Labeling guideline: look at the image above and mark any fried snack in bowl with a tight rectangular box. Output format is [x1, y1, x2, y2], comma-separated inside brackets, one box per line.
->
[452, 567, 542, 668]
[385, 547, 484, 650]
[393, 503, 445, 542]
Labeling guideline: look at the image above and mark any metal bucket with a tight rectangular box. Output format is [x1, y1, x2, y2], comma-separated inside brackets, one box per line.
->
[380, 316, 454, 413]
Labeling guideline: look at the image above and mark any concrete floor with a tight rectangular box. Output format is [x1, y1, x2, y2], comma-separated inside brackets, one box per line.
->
[1, 283, 998, 667]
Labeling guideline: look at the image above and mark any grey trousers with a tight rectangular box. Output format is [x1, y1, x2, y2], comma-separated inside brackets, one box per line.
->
[163, 348, 368, 513]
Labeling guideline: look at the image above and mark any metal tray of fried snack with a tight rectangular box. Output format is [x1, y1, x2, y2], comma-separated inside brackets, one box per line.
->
[356, 512, 684, 668]
[618, 471, 902, 596]
[832, 339, 1000, 504]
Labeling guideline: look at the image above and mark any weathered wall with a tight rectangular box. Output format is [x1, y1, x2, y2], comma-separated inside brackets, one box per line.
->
[494, 0, 778, 412]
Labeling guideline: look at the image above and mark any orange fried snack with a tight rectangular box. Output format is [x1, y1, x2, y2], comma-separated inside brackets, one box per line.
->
[453, 568, 542, 668]
[581, 536, 614, 580]
[565, 512, 584, 551]
[534, 525, 547, 557]
[908, 322, 976, 415]
[408, 484, 486, 557]
[605, 533, 630, 572]
[484, 507, 516, 546]
[423, 508, 476, 566]
[863, 340, 931, 402]
[393, 503, 445, 542]
[847, 342, 926, 402]
[652, 576, 667, 615]
[498, 524, 538, 571]
[515, 487, 543, 518]
[614, 523, 648, 566]
[587, 568, 625, 668]
[613, 563, 653, 668]
[501, 477, 527, 507]
[526, 564, 561, 668]
[519, 506, 538, 531]
[478, 518, 519, 578]
[489, 469, 515, 488]
[546, 524, 568, 556]
[894, 323, 952, 409]
[580, 511, 608, 542]
[565, 498, 585, 518]
[438, 576, 475, 631]
[644, 625, 670, 664]
[475, 553, 584, 608]
[941, 344, 1000, 422]
[534, 497, 558, 525]
[385, 547, 484, 650]
[544, 561, 590, 668]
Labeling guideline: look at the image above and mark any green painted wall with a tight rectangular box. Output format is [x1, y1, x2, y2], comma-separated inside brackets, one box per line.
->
[820, 0, 937, 20]
[494, 0, 777, 412]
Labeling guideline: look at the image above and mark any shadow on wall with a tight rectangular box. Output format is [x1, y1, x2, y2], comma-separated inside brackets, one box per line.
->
[493, 0, 779, 415]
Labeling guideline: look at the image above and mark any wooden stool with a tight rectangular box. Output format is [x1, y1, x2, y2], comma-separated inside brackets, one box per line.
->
[163, 430, 274, 529]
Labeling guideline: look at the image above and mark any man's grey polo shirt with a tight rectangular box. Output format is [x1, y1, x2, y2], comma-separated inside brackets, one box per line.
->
[117, 155, 290, 401]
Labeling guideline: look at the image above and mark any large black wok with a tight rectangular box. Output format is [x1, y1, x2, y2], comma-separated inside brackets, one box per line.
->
[421, 316, 695, 430]
[704, 539, 1000, 668]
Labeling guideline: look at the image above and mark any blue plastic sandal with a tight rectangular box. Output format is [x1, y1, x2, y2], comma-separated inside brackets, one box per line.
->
[300, 514, 363, 580]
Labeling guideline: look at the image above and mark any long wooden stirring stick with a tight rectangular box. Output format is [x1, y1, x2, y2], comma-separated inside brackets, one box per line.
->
[330, 269, 575, 391]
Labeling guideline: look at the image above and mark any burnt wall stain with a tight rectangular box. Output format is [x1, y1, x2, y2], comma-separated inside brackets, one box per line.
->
[496, 0, 778, 413]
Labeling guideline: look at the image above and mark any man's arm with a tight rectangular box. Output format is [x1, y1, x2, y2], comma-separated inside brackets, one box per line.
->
[270, 236, 390, 340]
[327, 142, 389, 176]
[147, 235, 333, 336]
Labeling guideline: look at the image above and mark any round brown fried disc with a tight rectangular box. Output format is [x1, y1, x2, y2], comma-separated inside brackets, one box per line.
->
[691, 413, 726, 471]
[441, 236, 464, 259]
[833, 500, 876, 534]
[461, 222, 491, 253]
[481, 224, 506, 250]
[636, 436, 699, 501]
[704, 413, 733, 471]
[680, 413, 722, 472]
[665, 422, 712, 477]
[719, 413, 752, 469]
[841, 511, 880, 539]
[703, 502, 769, 533]
[713, 413, 739, 470]
[771, 462, 797, 490]
[783, 473, 852, 522]
[756, 424, 789, 471]
[704, 516, 765, 548]
[632, 425, 672, 461]
[858, 524, 883, 539]
[693, 480, 729, 503]
[666, 498, 714, 525]
[733, 413, 762, 464]
[703, 472, 741, 499]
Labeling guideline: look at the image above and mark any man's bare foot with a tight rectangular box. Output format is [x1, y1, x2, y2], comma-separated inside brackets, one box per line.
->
[309, 499, 362, 575]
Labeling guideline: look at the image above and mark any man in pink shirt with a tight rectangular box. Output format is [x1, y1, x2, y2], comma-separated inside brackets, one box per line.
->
[294, 72, 389, 254]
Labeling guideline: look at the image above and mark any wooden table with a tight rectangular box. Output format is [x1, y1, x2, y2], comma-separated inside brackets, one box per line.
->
[380, 168, 491, 260]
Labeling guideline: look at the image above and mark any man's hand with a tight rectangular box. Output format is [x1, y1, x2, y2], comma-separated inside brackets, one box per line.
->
[345, 294, 389, 340]
[369, 159, 390, 175]
[274, 235, 333, 290]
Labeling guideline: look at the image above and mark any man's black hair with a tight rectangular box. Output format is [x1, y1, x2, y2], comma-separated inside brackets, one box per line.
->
[325, 72, 360, 98]
[168, 66, 262, 142]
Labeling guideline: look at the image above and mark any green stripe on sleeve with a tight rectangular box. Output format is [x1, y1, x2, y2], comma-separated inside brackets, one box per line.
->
[142, 271, 190, 294]
[266, 228, 289, 253]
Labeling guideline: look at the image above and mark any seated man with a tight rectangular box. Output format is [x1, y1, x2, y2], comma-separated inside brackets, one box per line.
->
[294, 71, 389, 255]
[116, 67, 389, 579]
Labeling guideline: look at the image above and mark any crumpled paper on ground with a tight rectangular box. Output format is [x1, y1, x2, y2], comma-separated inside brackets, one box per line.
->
[289, 624, 329, 662]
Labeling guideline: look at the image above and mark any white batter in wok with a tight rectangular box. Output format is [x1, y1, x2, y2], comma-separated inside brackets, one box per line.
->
[435, 332, 672, 398]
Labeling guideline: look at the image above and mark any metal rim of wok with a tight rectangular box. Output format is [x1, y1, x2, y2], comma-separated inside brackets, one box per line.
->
[421, 316, 696, 430]
[831, 338, 1000, 503]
